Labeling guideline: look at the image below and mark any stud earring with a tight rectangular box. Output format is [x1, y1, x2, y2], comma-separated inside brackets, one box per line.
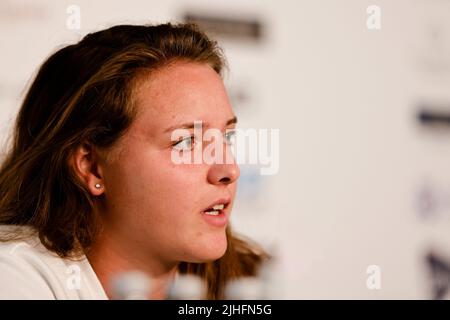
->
[95, 183, 101, 189]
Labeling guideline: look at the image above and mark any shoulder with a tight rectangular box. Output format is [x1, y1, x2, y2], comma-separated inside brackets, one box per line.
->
[0, 226, 57, 299]
[0, 225, 106, 300]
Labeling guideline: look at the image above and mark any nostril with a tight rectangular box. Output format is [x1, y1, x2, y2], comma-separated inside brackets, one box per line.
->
[219, 177, 231, 184]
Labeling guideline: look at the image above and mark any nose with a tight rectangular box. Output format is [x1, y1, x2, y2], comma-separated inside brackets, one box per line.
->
[207, 147, 240, 185]
[207, 162, 240, 185]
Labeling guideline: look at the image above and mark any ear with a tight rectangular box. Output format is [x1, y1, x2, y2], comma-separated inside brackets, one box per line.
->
[69, 142, 105, 196]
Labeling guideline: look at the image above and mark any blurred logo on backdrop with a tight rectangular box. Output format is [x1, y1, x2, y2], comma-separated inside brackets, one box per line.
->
[426, 251, 450, 300]
[416, 181, 450, 220]
[183, 12, 264, 43]
[414, 21, 450, 78]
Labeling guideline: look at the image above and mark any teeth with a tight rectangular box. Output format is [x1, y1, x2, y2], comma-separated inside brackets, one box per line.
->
[212, 204, 225, 210]
[203, 203, 225, 216]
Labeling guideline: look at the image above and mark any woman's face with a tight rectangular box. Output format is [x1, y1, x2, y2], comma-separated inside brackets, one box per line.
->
[99, 62, 239, 265]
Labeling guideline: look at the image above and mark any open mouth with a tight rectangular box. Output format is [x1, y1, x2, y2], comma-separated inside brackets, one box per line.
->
[201, 200, 230, 227]
[203, 203, 227, 216]
[202, 199, 230, 215]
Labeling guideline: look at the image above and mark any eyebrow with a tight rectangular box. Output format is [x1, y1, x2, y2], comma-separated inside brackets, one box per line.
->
[163, 116, 238, 133]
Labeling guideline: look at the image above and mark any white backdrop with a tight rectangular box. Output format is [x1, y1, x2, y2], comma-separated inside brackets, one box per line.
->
[1, 0, 450, 299]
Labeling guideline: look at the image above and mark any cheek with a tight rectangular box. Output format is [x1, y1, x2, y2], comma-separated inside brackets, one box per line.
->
[104, 148, 207, 222]
[101, 145, 229, 262]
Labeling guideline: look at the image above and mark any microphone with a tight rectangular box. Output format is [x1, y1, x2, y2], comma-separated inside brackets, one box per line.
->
[167, 274, 206, 300]
[110, 271, 151, 300]
[225, 276, 265, 299]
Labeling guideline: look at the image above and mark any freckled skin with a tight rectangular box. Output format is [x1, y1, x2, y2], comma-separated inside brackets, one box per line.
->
[99, 62, 240, 266]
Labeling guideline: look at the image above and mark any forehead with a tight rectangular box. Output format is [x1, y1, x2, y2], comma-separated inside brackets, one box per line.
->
[131, 62, 233, 135]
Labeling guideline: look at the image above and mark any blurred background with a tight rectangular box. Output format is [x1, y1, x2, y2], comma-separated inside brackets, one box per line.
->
[1, 0, 450, 299]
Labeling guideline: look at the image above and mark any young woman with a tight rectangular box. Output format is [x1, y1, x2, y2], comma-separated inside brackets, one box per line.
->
[0, 23, 267, 299]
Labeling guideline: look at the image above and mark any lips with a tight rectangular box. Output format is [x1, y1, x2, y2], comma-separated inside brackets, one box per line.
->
[202, 198, 230, 215]
[201, 198, 231, 227]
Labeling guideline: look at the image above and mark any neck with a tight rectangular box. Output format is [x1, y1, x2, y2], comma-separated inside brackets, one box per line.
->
[86, 228, 178, 300]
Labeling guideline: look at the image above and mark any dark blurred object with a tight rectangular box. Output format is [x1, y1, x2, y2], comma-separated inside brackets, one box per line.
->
[418, 108, 450, 127]
[183, 12, 263, 42]
[426, 251, 450, 300]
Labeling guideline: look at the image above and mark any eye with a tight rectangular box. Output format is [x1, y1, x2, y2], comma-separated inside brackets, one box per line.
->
[225, 130, 236, 146]
[172, 135, 196, 151]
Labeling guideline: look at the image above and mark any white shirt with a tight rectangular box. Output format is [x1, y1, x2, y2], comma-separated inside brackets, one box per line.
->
[0, 225, 108, 300]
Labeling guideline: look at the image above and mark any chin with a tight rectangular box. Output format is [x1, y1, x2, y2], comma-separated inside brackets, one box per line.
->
[188, 234, 228, 262]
